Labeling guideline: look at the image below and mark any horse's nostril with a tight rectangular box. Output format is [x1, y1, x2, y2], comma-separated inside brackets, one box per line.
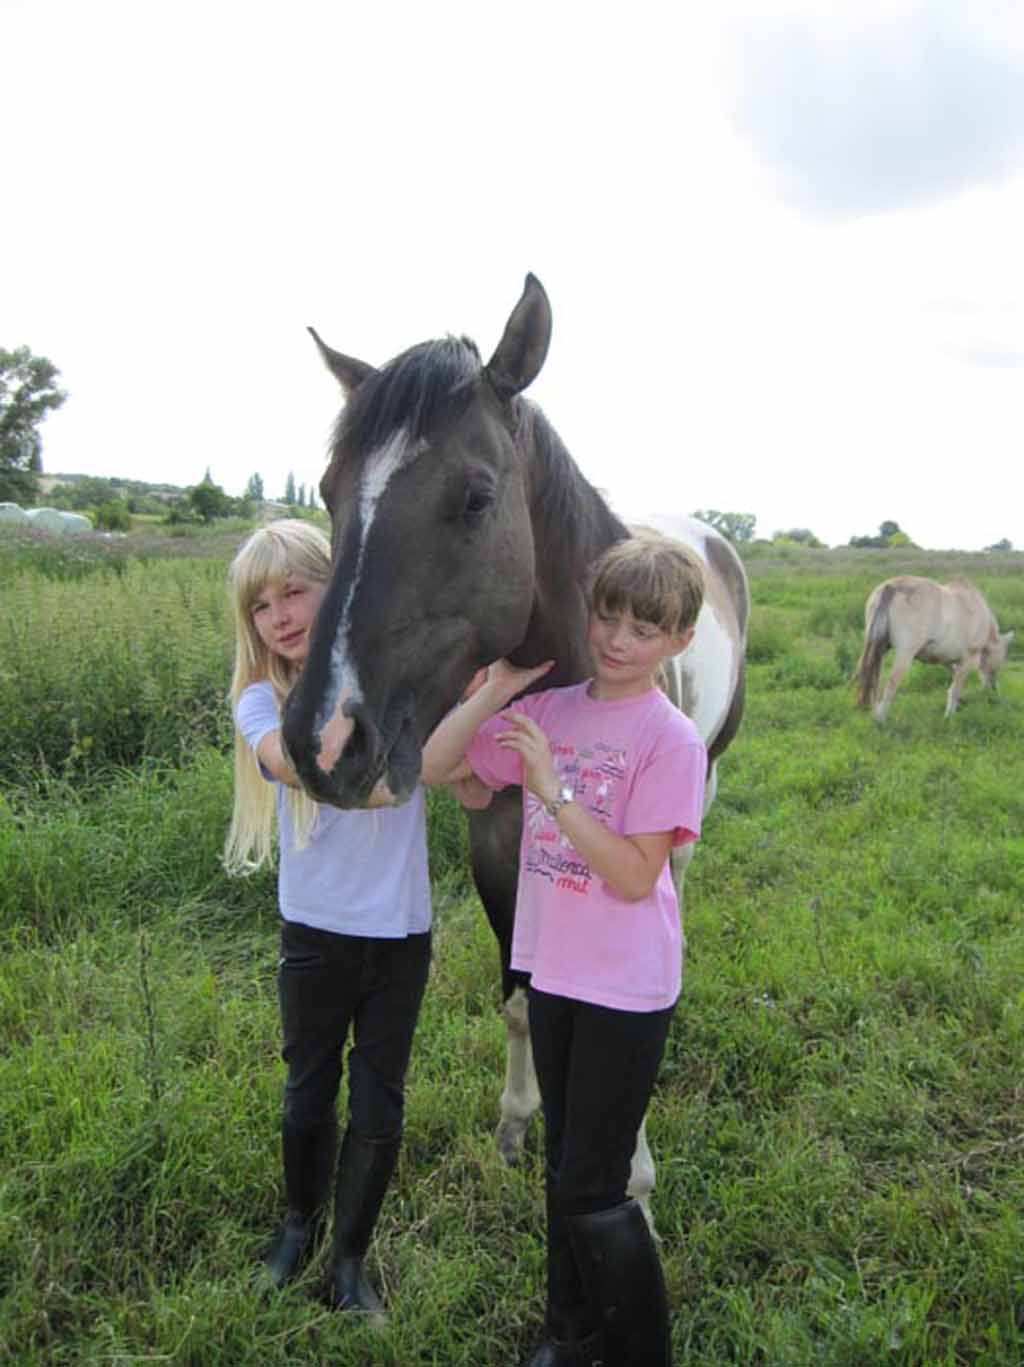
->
[340, 701, 380, 776]
[316, 697, 357, 776]
[341, 720, 365, 762]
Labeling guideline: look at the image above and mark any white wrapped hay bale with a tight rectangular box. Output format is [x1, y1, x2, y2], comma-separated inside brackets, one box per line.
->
[24, 507, 93, 535]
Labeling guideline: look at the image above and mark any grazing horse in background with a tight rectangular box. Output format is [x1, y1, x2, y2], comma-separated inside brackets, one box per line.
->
[281, 274, 749, 1219]
[854, 575, 1014, 722]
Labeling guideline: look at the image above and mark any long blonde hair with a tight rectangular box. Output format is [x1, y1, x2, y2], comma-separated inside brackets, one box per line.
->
[222, 519, 332, 875]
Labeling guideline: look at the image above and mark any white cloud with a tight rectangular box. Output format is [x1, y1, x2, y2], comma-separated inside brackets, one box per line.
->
[3, 1, 1023, 550]
[727, 4, 1024, 218]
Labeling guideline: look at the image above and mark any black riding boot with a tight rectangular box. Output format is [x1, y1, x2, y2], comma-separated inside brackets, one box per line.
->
[328, 1128, 401, 1315]
[264, 1115, 337, 1288]
[526, 1178, 601, 1367]
[568, 1199, 672, 1366]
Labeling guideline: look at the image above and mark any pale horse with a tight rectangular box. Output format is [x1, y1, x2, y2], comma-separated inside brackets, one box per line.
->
[854, 575, 1014, 722]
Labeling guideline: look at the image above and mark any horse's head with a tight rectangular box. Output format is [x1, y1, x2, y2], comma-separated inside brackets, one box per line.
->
[980, 628, 1015, 686]
[282, 274, 554, 808]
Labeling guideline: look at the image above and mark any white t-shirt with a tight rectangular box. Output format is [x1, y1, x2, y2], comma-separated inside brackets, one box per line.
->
[236, 682, 431, 937]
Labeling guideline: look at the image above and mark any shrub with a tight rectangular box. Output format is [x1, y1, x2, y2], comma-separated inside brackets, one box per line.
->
[746, 609, 792, 663]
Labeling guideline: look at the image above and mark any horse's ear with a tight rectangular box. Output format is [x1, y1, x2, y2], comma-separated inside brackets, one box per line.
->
[484, 273, 553, 401]
[308, 326, 376, 396]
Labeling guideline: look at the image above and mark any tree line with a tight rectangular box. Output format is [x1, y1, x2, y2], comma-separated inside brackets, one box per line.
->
[691, 509, 1014, 554]
[1, 346, 317, 526]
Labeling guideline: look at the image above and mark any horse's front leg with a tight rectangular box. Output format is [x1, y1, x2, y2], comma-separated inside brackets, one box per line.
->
[945, 658, 972, 717]
[496, 984, 540, 1164]
[876, 649, 914, 721]
[628, 1116, 658, 1236]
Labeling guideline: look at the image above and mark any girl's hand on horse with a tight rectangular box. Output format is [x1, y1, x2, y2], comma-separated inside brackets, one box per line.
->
[482, 658, 554, 711]
[462, 667, 490, 701]
[496, 712, 559, 803]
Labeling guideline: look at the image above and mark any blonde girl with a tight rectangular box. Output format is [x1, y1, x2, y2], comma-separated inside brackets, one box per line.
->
[224, 520, 432, 1317]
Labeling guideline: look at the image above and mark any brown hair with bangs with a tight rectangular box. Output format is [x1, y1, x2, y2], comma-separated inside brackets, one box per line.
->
[589, 532, 705, 635]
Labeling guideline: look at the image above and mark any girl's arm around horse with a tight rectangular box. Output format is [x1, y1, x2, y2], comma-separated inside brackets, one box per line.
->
[253, 728, 302, 788]
[254, 727, 396, 808]
[420, 659, 553, 786]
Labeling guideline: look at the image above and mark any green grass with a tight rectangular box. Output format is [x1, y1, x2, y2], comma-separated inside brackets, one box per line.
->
[1, 536, 1022, 1363]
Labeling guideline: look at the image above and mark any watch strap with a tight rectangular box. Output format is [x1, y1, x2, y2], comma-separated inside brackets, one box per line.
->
[544, 789, 575, 818]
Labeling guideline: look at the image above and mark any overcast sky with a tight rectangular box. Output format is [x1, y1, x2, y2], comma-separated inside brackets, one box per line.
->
[4, 0, 1023, 550]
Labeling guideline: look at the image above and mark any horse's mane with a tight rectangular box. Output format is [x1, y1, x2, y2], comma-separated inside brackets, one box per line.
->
[332, 332, 625, 567]
[513, 398, 625, 564]
[333, 335, 482, 457]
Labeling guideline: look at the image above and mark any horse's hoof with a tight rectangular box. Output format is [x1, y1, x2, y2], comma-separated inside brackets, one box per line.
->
[496, 1118, 527, 1165]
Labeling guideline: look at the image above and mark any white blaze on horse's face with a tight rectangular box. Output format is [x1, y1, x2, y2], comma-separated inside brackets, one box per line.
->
[313, 428, 425, 781]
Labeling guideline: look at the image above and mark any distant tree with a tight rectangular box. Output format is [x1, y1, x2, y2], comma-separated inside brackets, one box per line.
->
[849, 519, 914, 549]
[691, 509, 756, 544]
[0, 346, 67, 503]
[985, 537, 1013, 552]
[95, 499, 131, 532]
[65, 476, 119, 511]
[772, 527, 824, 548]
[245, 472, 265, 502]
[164, 503, 201, 526]
[189, 474, 231, 523]
[285, 471, 297, 505]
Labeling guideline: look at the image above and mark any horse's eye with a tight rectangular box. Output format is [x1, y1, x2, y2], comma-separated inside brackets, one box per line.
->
[462, 483, 494, 523]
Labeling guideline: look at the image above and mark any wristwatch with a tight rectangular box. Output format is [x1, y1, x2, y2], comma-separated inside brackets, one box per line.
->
[544, 786, 575, 818]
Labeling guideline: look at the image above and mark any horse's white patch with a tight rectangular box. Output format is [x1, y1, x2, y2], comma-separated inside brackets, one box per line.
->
[315, 687, 355, 774]
[667, 605, 736, 742]
[627, 511, 708, 562]
[627, 512, 741, 744]
[314, 429, 425, 764]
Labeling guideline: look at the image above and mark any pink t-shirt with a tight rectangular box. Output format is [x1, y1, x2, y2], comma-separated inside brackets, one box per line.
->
[467, 682, 707, 1011]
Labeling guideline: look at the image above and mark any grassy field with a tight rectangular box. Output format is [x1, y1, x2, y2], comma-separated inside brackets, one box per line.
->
[1, 527, 1021, 1364]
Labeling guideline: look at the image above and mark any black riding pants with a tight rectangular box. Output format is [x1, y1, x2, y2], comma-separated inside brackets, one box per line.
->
[528, 985, 675, 1216]
[278, 919, 431, 1140]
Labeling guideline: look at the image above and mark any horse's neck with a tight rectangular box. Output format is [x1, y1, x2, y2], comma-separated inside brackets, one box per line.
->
[508, 406, 627, 686]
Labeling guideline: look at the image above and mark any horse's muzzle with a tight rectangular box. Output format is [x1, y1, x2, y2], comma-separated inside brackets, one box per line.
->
[284, 695, 421, 810]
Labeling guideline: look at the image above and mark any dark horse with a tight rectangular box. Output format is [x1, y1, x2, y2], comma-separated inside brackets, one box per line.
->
[282, 274, 749, 1217]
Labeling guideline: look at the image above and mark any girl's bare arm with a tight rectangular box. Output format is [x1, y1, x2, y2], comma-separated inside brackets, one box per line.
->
[420, 659, 553, 786]
[496, 713, 674, 902]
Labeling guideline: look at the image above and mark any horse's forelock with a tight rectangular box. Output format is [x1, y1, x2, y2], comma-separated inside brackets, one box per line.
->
[333, 335, 482, 462]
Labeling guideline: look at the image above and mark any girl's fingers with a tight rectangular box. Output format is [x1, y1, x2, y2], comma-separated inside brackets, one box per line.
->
[462, 667, 489, 700]
[527, 659, 555, 683]
[499, 710, 541, 732]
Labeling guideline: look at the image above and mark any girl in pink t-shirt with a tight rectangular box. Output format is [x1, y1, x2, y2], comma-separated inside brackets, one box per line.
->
[423, 534, 707, 1367]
